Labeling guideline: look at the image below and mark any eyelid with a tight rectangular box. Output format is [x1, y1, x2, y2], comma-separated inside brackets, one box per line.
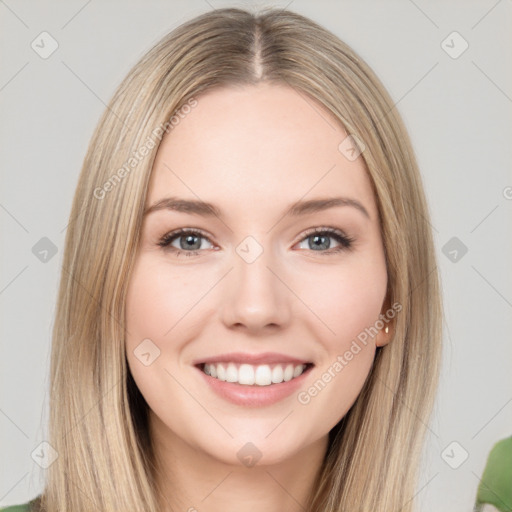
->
[294, 226, 355, 252]
[294, 226, 350, 243]
[157, 227, 215, 249]
[157, 226, 355, 255]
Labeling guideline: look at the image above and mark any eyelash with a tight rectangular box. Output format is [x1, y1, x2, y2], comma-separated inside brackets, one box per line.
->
[157, 227, 355, 258]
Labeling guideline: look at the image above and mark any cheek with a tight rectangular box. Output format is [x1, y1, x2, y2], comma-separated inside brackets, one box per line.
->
[125, 258, 183, 389]
[292, 252, 387, 428]
[293, 254, 387, 345]
[297, 339, 375, 438]
[125, 256, 206, 344]
[294, 268, 385, 427]
[124, 255, 218, 396]
[124, 257, 204, 421]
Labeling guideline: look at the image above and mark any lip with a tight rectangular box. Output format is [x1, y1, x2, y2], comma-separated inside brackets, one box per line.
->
[192, 352, 312, 366]
[194, 362, 314, 407]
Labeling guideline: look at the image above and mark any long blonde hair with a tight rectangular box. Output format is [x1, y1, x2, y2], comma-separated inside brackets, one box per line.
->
[35, 7, 442, 511]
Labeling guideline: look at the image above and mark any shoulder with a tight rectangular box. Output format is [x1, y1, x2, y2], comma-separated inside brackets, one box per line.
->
[0, 504, 31, 512]
[0, 496, 40, 512]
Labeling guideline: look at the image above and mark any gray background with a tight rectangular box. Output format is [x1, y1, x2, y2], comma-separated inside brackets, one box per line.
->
[1, 0, 511, 510]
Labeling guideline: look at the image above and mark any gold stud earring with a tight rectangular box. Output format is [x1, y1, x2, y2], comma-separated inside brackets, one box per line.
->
[384, 325, 389, 334]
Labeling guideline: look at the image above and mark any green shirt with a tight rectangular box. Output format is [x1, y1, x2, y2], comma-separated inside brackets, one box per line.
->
[0, 504, 30, 511]
[0, 497, 39, 512]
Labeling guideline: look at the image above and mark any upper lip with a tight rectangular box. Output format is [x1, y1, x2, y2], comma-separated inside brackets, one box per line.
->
[192, 352, 313, 366]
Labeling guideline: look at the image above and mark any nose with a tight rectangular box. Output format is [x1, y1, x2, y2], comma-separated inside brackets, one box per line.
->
[220, 246, 292, 333]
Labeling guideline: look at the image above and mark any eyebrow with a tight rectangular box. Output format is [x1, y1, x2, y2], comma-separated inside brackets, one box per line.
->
[143, 196, 370, 220]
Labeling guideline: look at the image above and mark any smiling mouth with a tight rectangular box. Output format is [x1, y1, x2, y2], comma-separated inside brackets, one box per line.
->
[196, 362, 314, 386]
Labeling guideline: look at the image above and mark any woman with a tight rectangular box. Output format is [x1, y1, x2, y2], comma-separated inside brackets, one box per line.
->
[2, 7, 442, 512]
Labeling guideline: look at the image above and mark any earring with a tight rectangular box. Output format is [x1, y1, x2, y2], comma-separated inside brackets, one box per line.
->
[384, 325, 389, 334]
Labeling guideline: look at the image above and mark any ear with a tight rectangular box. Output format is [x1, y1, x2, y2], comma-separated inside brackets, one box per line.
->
[375, 323, 393, 347]
[375, 294, 393, 347]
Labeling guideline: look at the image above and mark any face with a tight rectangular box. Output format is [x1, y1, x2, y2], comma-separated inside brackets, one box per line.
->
[125, 83, 391, 467]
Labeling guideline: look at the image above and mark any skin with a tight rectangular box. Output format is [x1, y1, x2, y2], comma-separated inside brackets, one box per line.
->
[125, 83, 391, 512]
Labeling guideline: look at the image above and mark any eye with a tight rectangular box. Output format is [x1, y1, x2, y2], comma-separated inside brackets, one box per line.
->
[157, 226, 355, 258]
[295, 227, 355, 255]
[157, 228, 215, 257]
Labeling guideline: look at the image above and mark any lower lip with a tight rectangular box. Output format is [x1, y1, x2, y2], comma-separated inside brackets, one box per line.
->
[195, 364, 314, 407]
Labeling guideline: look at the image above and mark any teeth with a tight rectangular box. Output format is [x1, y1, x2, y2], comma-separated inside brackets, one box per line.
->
[202, 362, 308, 386]
[239, 364, 255, 385]
[226, 363, 238, 383]
[271, 365, 283, 383]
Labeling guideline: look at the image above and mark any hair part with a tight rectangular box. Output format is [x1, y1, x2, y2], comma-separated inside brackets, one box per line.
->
[37, 7, 442, 511]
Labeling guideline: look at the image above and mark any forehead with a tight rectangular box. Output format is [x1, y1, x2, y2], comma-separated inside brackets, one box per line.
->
[146, 83, 378, 222]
